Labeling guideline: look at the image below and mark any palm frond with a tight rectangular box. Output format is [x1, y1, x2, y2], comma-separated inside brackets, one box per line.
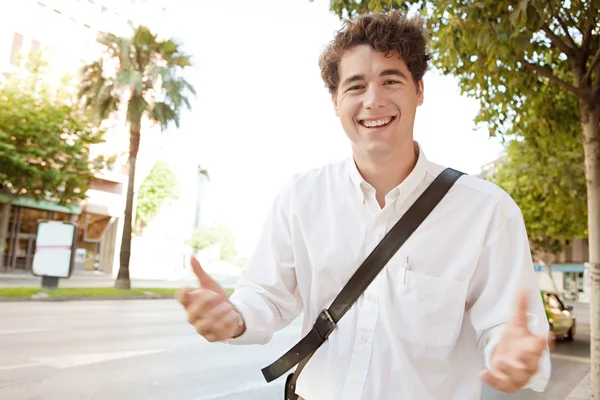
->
[79, 25, 196, 131]
[151, 101, 178, 129]
[162, 73, 196, 109]
[117, 68, 143, 95]
[78, 60, 120, 122]
[131, 26, 160, 72]
[98, 32, 132, 70]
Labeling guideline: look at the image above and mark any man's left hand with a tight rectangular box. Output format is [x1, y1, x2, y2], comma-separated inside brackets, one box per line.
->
[481, 289, 548, 393]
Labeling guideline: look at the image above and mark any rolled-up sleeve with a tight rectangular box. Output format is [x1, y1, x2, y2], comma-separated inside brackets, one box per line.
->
[225, 182, 302, 345]
[467, 197, 551, 392]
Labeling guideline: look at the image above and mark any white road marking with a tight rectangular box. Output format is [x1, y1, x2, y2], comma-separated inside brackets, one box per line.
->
[0, 362, 42, 371]
[31, 349, 165, 369]
[0, 349, 166, 371]
[551, 353, 590, 364]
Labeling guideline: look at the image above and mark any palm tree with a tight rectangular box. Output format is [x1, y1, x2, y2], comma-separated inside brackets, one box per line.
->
[78, 26, 196, 289]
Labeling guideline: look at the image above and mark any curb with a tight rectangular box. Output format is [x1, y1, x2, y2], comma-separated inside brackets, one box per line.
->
[0, 295, 175, 302]
[565, 372, 590, 400]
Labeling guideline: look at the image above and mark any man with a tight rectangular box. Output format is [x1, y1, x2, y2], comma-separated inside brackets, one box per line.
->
[177, 11, 551, 400]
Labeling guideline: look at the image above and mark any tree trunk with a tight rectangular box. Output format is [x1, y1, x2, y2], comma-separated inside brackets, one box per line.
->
[0, 200, 11, 269]
[114, 124, 141, 290]
[544, 253, 560, 296]
[582, 98, 600, 398]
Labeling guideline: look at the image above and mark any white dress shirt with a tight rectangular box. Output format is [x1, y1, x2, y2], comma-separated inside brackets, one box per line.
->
[227, 145, 551, 400]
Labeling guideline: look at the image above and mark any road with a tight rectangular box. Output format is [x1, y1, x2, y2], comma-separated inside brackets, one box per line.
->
[0, 300, 589, 400]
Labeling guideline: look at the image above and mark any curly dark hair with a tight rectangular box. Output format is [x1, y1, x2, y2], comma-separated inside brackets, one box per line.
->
[319, 11, 432, 95]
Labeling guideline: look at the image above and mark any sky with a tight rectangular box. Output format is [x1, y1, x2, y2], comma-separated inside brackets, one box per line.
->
[168, 0, 505, 255]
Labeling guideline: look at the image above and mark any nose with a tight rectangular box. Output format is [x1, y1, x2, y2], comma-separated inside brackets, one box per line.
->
[362, 84, 386, 109]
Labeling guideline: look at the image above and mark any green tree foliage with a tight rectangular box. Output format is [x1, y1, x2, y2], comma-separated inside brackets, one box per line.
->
[494, 137, 587, 258]
[0, 59, 105, 205]
[135, 161, 179, 232]
[78, 26, 196, 289]
[188, 226, 238, 263]
[314, 0, 409, 19]
[491, 68, 587, 256]
[0, 57, 106, 268]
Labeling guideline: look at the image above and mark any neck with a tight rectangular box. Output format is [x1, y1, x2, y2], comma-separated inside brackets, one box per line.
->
[353, 142, 418, 207]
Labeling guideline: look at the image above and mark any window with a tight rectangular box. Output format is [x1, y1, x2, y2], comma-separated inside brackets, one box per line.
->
[9, 32, 23, 65]
[547, 294, 565, 311]
[564, 271, 586, 293]
[19, 208, 50, 235]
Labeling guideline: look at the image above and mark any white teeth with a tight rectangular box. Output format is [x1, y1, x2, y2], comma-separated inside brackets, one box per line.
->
[362, 117, 392, 128]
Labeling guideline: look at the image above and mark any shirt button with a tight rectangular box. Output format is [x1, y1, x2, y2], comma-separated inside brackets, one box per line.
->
[352, 377, 359, 385]
[361, 336, 368, 343]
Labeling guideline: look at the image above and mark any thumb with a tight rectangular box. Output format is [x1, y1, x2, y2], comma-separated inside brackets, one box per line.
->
[190, 256, 229, 299]
[511, 289, 530, 330]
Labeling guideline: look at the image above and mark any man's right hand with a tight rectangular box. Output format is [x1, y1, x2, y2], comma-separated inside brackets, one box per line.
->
[176, 257, 245, 342]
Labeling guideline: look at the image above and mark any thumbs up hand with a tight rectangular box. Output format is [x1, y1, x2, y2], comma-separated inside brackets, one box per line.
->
[176, 257, 245, 342]
[481, 289, 549, 393]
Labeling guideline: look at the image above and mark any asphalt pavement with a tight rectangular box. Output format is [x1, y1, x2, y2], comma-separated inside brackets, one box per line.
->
[0, 299, 295, 400]
[0, 300, 590, 400]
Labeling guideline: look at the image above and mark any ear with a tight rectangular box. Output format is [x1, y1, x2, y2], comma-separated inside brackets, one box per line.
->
[331, 93, 339, 117]
[417, 80, 424, 106]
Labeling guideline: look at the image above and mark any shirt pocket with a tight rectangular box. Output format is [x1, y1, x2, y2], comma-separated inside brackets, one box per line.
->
[392, 269, 469, 348]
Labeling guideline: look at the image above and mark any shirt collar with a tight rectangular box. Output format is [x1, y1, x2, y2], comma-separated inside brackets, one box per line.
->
[346, 142, 429, 205]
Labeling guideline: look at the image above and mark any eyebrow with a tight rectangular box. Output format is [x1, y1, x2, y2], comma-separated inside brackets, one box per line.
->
[340, 69, 409, 88]
[380, 69, 408, 81]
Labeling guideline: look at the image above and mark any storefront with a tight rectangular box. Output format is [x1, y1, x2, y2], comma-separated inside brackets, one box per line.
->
[1, 196, 81, 272]
[534, 263, 588, 302]
[1, 169, 127, 274]
[1, 197, 118, 273]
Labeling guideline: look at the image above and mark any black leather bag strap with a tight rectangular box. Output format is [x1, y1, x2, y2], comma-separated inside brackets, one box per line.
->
[262, 167, 465, 384]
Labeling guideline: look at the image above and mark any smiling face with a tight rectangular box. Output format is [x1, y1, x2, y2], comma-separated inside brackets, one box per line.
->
[333, 44, 424, 160]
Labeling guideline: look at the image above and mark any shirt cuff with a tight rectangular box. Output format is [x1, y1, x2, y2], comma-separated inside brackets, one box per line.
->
[221, 289, 274, 345]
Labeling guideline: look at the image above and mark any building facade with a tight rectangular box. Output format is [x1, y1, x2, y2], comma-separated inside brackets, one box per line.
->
[534, 238, 589, 302]
[0, 0, 175, 274]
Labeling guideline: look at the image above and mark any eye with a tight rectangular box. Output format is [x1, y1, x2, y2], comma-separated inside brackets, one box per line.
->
[348, 85, 365, 91]
[384, 80, 400, 85]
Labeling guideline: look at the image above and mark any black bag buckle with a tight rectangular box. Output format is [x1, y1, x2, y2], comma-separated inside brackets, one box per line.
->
[315, 308, 336, 340]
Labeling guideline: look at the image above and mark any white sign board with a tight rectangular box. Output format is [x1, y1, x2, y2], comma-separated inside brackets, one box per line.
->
[32, 221, 77, 278]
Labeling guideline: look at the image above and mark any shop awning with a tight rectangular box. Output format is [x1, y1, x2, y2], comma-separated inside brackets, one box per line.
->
[0, 193, 82, 214]
[534, 263, 586, 273]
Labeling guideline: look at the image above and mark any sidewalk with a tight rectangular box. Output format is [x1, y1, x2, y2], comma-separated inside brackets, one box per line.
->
[0, 268, 238, 289]
[565, 372, 590, 399]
